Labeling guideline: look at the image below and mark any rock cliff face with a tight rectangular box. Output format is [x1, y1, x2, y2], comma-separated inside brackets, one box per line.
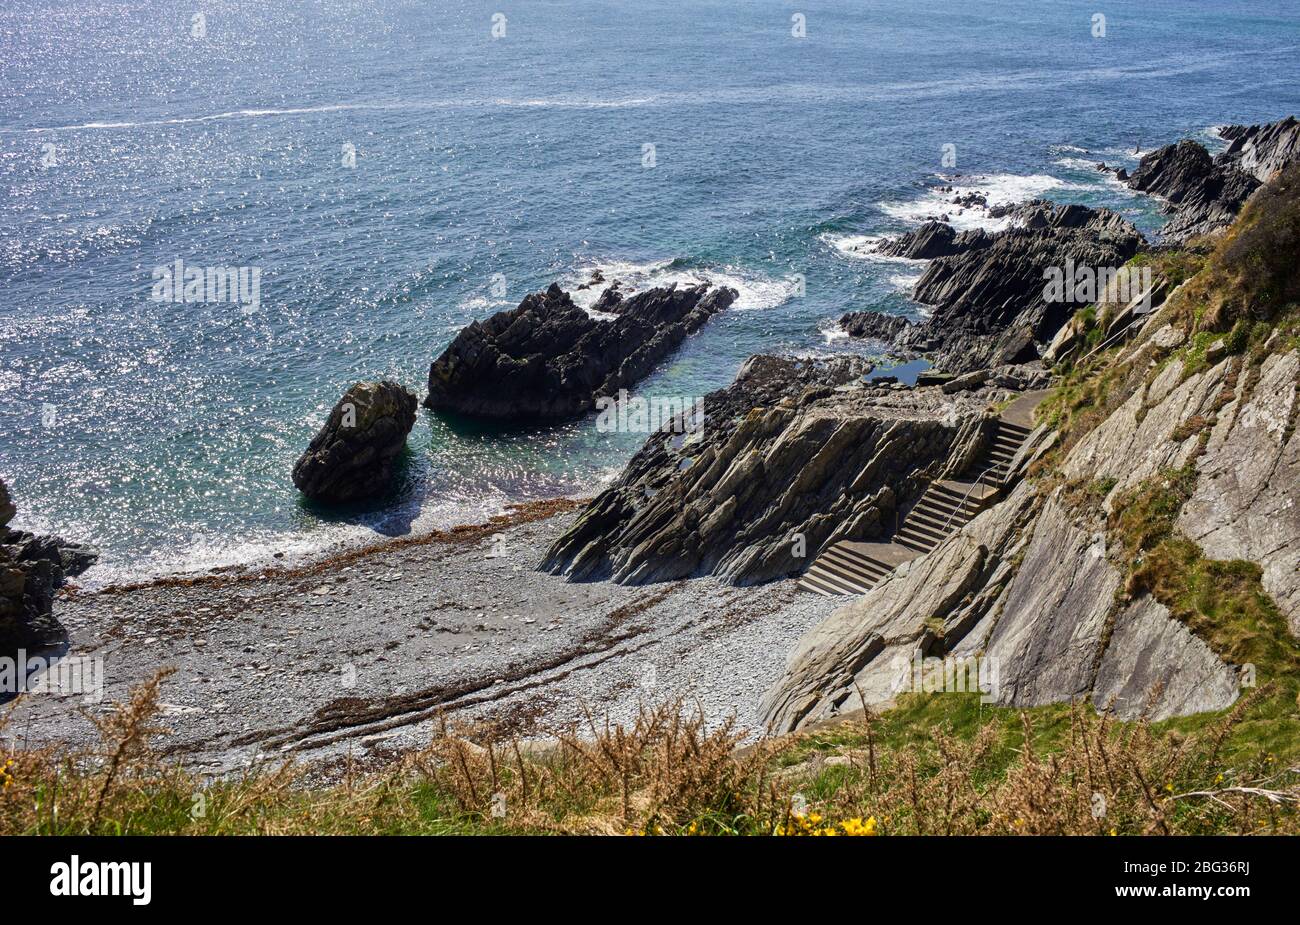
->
[1220, 116, 1300, 183]
[1, 478, 98, 659]
[292, 381, 418, 504]
[541, 355, 1015, 586]
[763, 313, 1297, 732]
[425, 282, 736, 421]
[1177, 350, 1300, 634]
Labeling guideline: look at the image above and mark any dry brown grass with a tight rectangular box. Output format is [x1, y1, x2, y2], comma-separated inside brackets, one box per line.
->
[4, 669, 1297, 835]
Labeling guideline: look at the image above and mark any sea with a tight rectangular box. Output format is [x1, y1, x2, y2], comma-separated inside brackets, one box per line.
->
[2, 0, 1297, 586]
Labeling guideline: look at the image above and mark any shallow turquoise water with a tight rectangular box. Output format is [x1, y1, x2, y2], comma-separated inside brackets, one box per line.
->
[1, 0, 1296, 583]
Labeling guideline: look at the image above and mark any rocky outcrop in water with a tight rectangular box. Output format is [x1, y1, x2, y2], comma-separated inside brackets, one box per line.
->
[292, 381, 418, 504]
[873, 221, 994, 260]
[881, 201, 1144, 372]
[1, 479, 98, 658]
[1127, 140, 1259, 241]
[1126, 116, 1299, 240]
[541, 355, 1022, 586]
[838, 311, 912, 341]
[425, 282, 737, 421]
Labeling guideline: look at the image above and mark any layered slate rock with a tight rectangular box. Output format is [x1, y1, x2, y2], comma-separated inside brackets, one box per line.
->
[425, 282, 737, 421]
[1220, 116, 1300, 183]
[981, 498, 1120, 706]
[852, 201, 1143, 372]
[1178, 350, 1300, 633]
[292, 381, 418, 504]
[1127, 116, 1299, 240]
[1092, 594, 1240, 722]
[1127, 139, 1260, 241]
[904, 202, 1142, 371]
[541, 355, 1008, 586]
[762, 482, 1242, 732]
[838, 311, 912, 342]
[1, 478, 98, 659]
[873, 221, 994, 260]
[760, 481, 1042, 731]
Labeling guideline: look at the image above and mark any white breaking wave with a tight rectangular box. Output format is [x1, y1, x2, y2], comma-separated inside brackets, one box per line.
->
[878, 173, 1085, 232]
[562, 258, 795, 312]
[889, 271, 923, 291]
[819, 232, 917, 264]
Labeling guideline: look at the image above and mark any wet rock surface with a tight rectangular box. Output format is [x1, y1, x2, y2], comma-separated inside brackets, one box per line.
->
[425, 282, 736, 421]
[292, 381, 418, 504]
[838, 310, 913, 342]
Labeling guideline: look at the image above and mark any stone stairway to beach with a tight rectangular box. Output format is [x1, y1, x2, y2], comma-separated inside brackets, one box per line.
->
[797, 400, 1040, 597]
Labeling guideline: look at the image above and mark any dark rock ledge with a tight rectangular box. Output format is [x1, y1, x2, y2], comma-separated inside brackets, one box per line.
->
[425, 282, 737, 421]
[1, 478, 98, 659]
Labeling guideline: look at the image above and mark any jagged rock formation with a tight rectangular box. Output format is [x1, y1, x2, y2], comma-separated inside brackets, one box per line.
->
[763, 311, 1297, 732]
[764, 275, 1300, 731]
[1127, 139, 1260, 241]
[541, 355, 1024, 586]
[425, 282, 737, 421]
[897, 201, 1143, 372]
[1127, 116, 1299, 240]
[1221, 116, 1300, 183]
[842, 202, 1143, 373]
[1, 478, 98, 658]
[292, 381, 418, 504]
[873, 221, 993, 260]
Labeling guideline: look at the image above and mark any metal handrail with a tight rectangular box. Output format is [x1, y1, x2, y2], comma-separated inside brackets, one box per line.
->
[936, 463, 1002, 537]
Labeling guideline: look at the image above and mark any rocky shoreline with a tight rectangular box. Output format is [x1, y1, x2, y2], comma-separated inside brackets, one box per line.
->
[13, 116, 1299, 769]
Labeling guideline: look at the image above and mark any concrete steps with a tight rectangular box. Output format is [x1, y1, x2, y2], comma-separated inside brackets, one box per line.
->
[797, 409, 1039, 596]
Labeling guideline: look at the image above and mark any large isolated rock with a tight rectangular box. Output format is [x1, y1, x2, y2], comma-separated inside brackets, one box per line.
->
[887, 201, 1144, 373]
[540, 354, 1009, 586]
[0, 480, 14, 528]
[425, 282, 736, 421]
[292, 381, 417, 504]
[1178, 350, 1300, 633]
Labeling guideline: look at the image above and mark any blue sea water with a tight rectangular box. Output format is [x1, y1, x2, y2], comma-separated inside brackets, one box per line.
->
[1, 0, 1297, 585]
